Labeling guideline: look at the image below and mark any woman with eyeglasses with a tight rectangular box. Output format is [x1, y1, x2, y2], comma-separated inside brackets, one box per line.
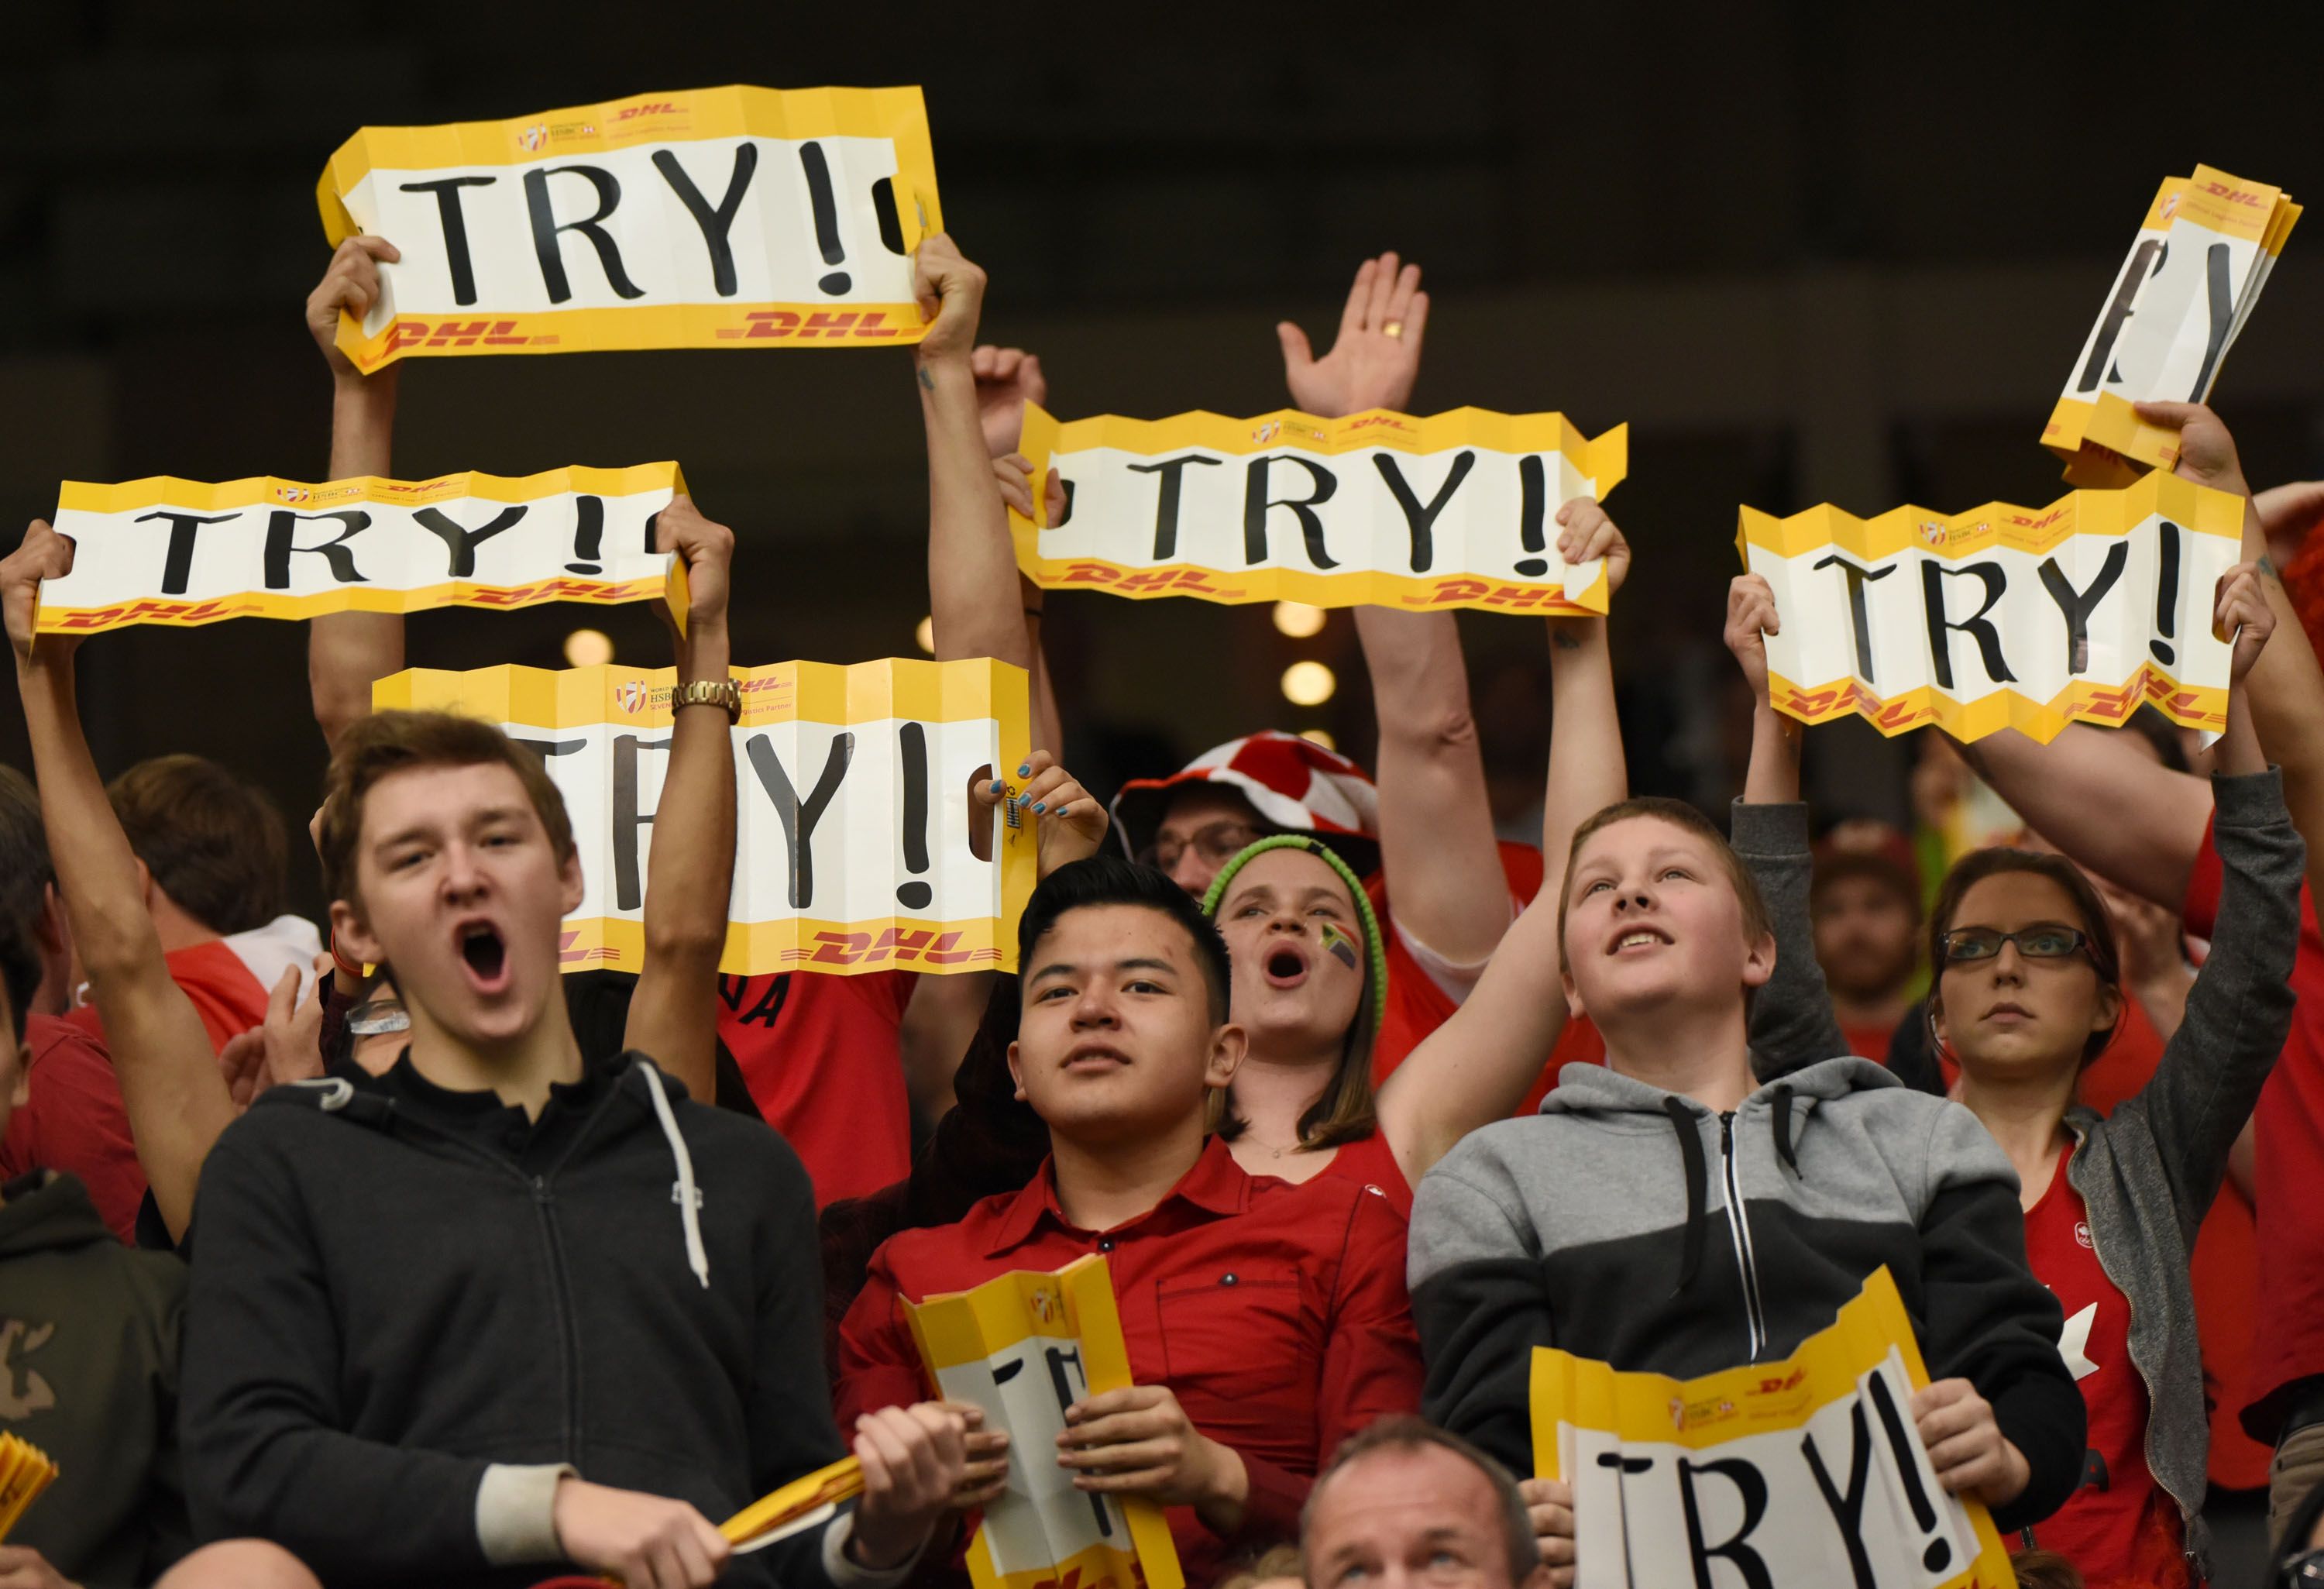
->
[1724, 563, 2303, 1589]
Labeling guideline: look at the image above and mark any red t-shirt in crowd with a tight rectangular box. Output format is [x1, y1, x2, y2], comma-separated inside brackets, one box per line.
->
[1315, 1126, 1411, 1218]
[1841, 1019, 1901, 1064]
[2184, 819, 2324, 1439]
[1370, 842, 1547, 1081]
[716, 970, 915, 1209]
[2023, 1146, 2191, 1588]
[835, 1137, 1422, 1588]
[0, 1016, 146, 1243]
[64, 935, 296, 1055]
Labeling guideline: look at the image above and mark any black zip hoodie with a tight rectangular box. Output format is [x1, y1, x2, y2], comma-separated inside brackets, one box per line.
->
[179, 1047, 884, 1587]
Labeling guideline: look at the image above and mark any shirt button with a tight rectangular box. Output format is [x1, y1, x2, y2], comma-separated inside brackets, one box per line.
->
[1221, 1272, 1238, 1287]
[1098, 1237, 1116, 1253]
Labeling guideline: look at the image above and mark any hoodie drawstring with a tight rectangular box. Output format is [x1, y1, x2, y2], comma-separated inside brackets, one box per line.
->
[1770, 1085, 1800, 1175]
[1662, 1095, 1708, 1296]
[638, 1063, 710, 1290]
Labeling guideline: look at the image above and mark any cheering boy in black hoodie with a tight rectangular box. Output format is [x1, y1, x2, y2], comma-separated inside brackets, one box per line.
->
[1, 507, 967, 1589]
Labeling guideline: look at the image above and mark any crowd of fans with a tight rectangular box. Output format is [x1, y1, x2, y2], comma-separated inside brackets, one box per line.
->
[4, 221, 2324, 1589]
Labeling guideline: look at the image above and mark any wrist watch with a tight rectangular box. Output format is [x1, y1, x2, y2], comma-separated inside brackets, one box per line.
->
[672, 677, 742, 722]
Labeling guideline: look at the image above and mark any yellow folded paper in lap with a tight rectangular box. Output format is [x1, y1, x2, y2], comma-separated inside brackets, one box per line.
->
[0, 1432, 58, 1543]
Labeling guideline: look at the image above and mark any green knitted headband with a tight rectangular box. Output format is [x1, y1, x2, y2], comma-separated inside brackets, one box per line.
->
[1202, 834, 1391, 1030]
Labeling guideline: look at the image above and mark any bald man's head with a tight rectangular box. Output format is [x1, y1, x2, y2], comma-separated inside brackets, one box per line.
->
[1301, 1419, 1543, 1589]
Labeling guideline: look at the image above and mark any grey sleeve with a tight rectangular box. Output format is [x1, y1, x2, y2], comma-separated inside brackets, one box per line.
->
[1409, 1157, 1549, 1478]
[2130, 768, 2304, 1245]
[1731, 800, 1851, 1082]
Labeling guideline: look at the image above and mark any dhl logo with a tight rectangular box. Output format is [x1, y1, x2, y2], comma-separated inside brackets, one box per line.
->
[51, 597, 246, 628]
[714, 311, 902, 341]
[1755, 1369, 1808, 1395]
[383, 319, 531, 351]
[1345, 414, 1414, 432]
[614, 101, 682, 121]
[556, 930, 619, 966]
[2003, 507, 2071, 531]
[1405, 580, 1589, 611]
[2196, 181, 2269, 208]
[468, 577, 658, 607]
[780, 929, 1002, 968]
[1057, 564, 1240, 597]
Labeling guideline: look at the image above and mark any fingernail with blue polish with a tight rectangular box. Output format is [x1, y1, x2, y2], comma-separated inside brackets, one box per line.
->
[1017, 763, 1031, 776]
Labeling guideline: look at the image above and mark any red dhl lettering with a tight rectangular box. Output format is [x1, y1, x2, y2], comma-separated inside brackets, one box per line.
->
[614, 101, 681, 121]
[1345, 414, 1411, 432]
[385, 318, 527, 349]
[2003, 507, 2069, 530]
[1055, 563, 1227, 594]
[2196, 181, 2268, 208]
[1415, 580, 1584, 610]
[806, 929, 974, 967]
[54, 597, 239, 628]
[719, 310, 902, 341]
[1755, 1369, 1807, 1395]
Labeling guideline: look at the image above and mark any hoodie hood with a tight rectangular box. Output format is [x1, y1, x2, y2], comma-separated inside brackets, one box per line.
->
[0, 1171, 115, 1261]
[1542, 1053, 1899, 1120]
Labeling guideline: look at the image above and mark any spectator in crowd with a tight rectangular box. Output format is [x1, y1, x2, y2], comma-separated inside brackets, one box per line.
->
[1298, 1417, 1548, 1589]
[1407, 788, 2084, 1575]
[1728, 552, 2298, 1587]
[0, 914, 191, 1587]
[1808, 820, 1923, 1063]
[836, 857, 1421, 1587]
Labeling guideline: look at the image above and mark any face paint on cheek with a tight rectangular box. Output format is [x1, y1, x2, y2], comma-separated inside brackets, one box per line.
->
[1319, 921, 1361, 972]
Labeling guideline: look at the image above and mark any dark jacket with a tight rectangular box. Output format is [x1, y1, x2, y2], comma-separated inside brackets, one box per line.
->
[0, 1169, 189, 1587]
[1409, 1054, 2085, 1533]
[179, 1047, 867, 1588]
[1738, 769, 2304, 1571]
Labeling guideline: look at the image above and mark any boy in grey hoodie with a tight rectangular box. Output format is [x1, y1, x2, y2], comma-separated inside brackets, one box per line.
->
[1406, 795, 2082, 1580]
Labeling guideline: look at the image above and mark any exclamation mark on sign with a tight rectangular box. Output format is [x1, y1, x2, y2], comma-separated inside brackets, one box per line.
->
[896, 721, 933, 909]
[2150, 519, 2181, 665]
[800, 142, 850, 295]
[566, 494, 604, 575]
[1515, 455, 1549, 576]
[1866, 1368, 1954, 1575]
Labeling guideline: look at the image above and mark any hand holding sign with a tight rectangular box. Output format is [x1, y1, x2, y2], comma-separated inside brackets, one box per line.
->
[850, 1402, 971, 1570]
[1554, 499, 1631, 601]
[651, 494, 732, 651]
[1515, 1477, 1577, 1588]
[1723, 572, 1781, 707]
[913, 232, 988, 369]
[1279, 253, 1430, 418]
[1910, 1379, 2028, 1513]
[2, 521, 77, 666]
[550, 1476, 731, 1589]
[977, 750, 1108, 879]
[948, 1402, 1013, 1513]
[974, 345, 1049, 459]
[1057, 1384, 1246, 1526]
[2217, 562, 2277, 683]
[307, 235, 401, 383]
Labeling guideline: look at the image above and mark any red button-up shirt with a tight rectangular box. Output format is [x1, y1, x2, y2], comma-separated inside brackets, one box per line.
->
[835, 1136, 1422, 1587]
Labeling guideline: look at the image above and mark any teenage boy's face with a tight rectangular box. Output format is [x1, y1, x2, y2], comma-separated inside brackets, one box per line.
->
[1561, 816, 1772, 1023]
[334, 762, 583, 1055]
[1214, 848, 1365, 1053]
[1010, 903, 1243, 1146]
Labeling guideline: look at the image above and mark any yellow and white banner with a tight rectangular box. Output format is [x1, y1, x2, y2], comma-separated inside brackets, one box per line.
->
[2044, 164, 2299, 484]
[1011, 404, 1628, 614]
[906, 1256, 1184, 1589]
[1738, 472, 2243, 745]
[37, 466, 684, 635]
[318, 85, 941, 371]
[1532, 1268, 2015, 1589]
[373, 659, 1035, 977]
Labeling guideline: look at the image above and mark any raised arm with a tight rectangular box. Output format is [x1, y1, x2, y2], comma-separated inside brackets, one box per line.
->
[1722, 574, 1851, 1078]
[4, 521, 229, 1240]
[1949, 725, 2212, 910]
[618, 497, 737, 1104]
[2139, 401, 2324, 941]
[1372, 506, 1631, 1180]
[1283, 255, 1510, 972]
[915, 236, 1030, 675]
[304, 236, 406, 752]
[2123, 566, 2301, 1238]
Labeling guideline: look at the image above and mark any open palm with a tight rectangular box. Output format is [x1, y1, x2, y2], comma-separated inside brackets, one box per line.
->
[1278, 253, 1428, 418]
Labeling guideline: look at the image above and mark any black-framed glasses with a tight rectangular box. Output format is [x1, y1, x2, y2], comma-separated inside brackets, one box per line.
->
[1938, 926, 2092, 966]
[1140, 820, 1267, 875]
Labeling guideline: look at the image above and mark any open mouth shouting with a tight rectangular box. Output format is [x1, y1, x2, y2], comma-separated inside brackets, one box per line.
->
[1263, 941, 1312, 989]
[453, 917, 511, 995]
[1606, 925, 1673, 957]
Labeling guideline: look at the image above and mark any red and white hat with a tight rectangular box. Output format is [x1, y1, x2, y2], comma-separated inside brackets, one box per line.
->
[1111, 731, 1381, 865]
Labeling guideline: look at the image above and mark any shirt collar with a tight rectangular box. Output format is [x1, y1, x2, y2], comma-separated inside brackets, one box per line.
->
[982, 1135, 1251, 1258]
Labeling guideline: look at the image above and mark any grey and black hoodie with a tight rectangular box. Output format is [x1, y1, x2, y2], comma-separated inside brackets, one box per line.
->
[1408, 1054, 2085, 1533]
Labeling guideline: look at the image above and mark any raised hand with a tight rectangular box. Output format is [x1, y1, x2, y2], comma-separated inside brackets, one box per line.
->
[2133, 400, 2250, 499]
[2216, 560, 2277, 684]
[912, 233, 988, 370]
[972, 345, 1047, 459]
[307, 236, 401, 382]
[849, 1402, 969, 1569]
[1723, 573, 1782, 707]
[1552, 500, 1631, 598]
[550, 1477, 731, 1589]
[651, 494, 735, 647]
[1278, 253, 1428, 418]
[978, 751, 1108, 877]
[992, 455, 1067, 527]
[2, 519, 77, 666]
[2255, 480, 2324, 559]
[218, 958, 328, 1110]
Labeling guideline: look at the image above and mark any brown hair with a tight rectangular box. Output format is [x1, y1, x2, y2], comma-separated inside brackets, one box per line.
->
[318, 711, 576, 913]
[1556, 797, 1772, 972]
[1301, 1416, 1538, 1587]
[1928, 848, 2121, 1066]
[108, 755, 288, 935]
[2005, 1549, 2084, 1589]
[1213, 1543, 1304, 1589]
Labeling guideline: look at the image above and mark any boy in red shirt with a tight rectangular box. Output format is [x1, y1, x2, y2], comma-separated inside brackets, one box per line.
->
[836, 857, 1421, 1585]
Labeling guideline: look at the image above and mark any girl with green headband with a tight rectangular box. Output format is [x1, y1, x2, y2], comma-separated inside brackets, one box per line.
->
[1200, 504, 1635, 1214]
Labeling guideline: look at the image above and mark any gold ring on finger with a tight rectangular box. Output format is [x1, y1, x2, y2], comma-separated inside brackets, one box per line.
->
[1383, 322, 1404, 339]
